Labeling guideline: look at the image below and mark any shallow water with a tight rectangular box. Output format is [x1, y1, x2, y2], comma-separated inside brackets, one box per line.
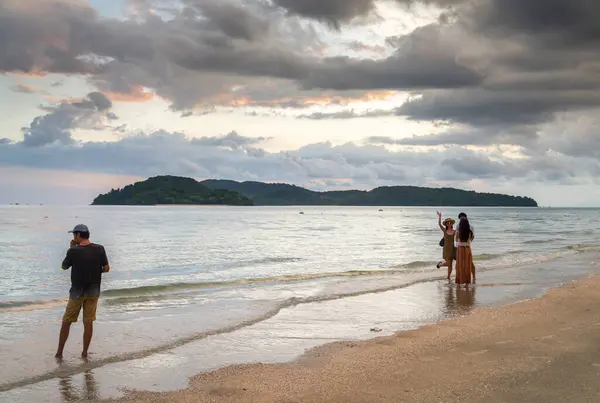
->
[1, 206, 600, 401]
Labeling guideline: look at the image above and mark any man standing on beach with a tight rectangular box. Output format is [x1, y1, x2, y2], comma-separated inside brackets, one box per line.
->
[55, 224, 110, 359]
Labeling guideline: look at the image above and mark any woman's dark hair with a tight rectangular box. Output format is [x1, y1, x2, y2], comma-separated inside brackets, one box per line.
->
[75, 231, 90, 239]
[458, 219, 471, 242]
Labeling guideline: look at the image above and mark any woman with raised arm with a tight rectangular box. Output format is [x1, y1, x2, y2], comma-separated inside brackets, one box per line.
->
[436, 211, 456, 281]
[454, 217, 474, 286]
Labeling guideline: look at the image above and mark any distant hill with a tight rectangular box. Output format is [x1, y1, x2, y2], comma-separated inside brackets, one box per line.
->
[201, 179, 538, 207]
[91, 176, 253, 206]
[91, 176, 538, 207]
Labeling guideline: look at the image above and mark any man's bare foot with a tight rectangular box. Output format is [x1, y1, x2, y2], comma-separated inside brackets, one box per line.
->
[81, 351, 88, 358]
[55, 352, 63, 359]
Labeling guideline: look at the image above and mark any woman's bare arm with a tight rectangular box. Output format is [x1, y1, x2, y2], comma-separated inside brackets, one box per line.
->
[436, 211, 445, 231]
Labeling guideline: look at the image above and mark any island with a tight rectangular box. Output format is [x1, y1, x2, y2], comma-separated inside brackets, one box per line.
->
[91, 176, 538, 207]
[91, 176, 253, 206]
[202, 180, 537, 206]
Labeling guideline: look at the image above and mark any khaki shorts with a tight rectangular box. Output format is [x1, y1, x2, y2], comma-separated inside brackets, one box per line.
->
[62, 296, 99, 323]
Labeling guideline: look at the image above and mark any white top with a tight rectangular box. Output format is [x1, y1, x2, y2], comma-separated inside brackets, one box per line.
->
[455, 240, 471, 247]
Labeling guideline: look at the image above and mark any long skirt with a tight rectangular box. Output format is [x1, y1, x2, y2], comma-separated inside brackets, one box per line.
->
[455, 245, 472, 285]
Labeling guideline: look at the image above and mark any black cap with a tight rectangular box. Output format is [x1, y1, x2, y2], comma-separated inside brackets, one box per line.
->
[68, 224, 90, 233]
[458, 212, 467, 219]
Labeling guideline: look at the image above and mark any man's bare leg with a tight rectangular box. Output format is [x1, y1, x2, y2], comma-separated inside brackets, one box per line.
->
[55, 321, 72, 358]
[82, 321, 93, 357]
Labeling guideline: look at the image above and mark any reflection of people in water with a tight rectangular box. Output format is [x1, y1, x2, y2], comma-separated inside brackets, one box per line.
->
[455, 286, 476, 309]
[443, 285, 477, 315]
[59, 370, 98, 401]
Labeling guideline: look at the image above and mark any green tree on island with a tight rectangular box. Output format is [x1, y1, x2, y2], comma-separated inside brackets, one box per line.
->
[92, 176, 253, 206]
[92, 176, 537, 207]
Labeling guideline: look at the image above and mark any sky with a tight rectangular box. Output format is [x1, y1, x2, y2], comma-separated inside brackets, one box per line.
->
[1, 0, 600, 206]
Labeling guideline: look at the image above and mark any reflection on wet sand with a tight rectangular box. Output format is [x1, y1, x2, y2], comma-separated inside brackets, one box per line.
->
[59, 371, 98, 402]
[443, 284, 477, 315]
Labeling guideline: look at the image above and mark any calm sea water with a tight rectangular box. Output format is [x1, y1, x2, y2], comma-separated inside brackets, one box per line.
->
[1, 205, 600, 401]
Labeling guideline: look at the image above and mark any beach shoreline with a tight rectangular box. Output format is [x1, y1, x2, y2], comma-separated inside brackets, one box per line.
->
[101, 273, 600, 403]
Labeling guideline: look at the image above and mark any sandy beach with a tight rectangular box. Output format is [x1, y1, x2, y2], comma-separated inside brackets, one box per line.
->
[102, 274, 600, 403]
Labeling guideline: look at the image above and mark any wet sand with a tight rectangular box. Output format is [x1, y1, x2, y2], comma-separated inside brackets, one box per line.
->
[103, 274, 600, 403]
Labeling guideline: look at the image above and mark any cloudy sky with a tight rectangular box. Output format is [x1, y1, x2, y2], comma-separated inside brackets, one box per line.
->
[1, 0, 599, 206]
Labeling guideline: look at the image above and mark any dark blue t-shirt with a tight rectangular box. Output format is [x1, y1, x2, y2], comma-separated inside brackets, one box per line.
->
[62, 243, 108, 299]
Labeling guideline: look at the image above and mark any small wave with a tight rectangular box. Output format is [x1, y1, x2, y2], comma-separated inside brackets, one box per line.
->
[302, 226, 336, 232]
[472, 253, 502, 261]
[523, 239, 557, 245]
[254, 257, 304, 264]
[472, 250, 525, 261]
[0, 299, 66, 312]
[566, 242, 600, 253]
[391, 260, 437, 269]
[101, 267, 432, 299]
[0, 275, 445, 393]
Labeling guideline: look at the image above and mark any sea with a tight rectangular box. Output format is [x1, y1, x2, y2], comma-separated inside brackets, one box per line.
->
[1, 205, 600, 402]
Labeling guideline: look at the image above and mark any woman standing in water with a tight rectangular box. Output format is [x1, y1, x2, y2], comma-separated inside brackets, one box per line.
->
[454, 217, 474, 286]
[436, 212, 456, 281]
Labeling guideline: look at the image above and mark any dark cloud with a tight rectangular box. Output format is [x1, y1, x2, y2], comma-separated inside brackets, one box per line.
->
[386, 0, 600, 134]
[0, 0, 317, 107]
[365, 136, 397, 145]
[73, 92, 113, 111]
[272, 0, 465, 28]
[0, 0, 482, 111]
[534, 112, 600, 160]
[20, 92, 117, 148]
[21, 107, 77, 148]
[272, 0, 376, 29]
[395, 88, 600, 128]
[370, 126, 539, 147]
[441, 154, 516, 179]
[190, 131, 269, 149]
[2, 0, 600, 162]
[197, 1, 271, 41]
[471, 0, 600, 45]
[1, 130, 597, 189]
[302, 25, 483, 91]
[0, 0, 99, 73]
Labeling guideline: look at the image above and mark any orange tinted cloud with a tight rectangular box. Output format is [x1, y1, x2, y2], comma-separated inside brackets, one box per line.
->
[11, 84, 37, 94]
[103, 86, 154, 103]
[44, 95, 64, 103]
[12, 68, 49, 78]
[215, 90, 399, 108]
[10, 76, 51, 95]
